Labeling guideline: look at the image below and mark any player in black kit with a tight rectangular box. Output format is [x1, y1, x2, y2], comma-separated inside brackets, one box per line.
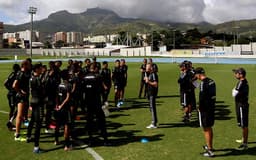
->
[178, 62, 194, 122]
[145, 63, 159, 129]
[82, 64, 110, 146]
[232, 68, 249, 150]
[26, 63, 44, 153]
[4, 64, 20, 131]
[44, 61, 60, 133]
[112, 59, 125, 107]
[138, 58, 147, 98]
[54, 69, 73, 151]
[195, 67, 216, 157]
[13, 60, 31, 141]
[120, 59, 128, 104]
[101, 61, 111, 116]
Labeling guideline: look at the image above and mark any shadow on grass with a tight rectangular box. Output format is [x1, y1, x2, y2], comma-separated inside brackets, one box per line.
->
[109, 131, 164, 147]
[215, 101, 233, 121]
[159, 121, 200, 128]
[156, 95, 180, 99]
[110, 94, 179, 111]
[42, 145, 66, 153]
[112, 96, 173, 111]
[159, 100, 232, 129]
[75, 130, 164, 147]
[214, 146, 256, 157]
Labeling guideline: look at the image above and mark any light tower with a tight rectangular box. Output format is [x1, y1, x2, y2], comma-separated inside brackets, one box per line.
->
[28, 6, 37, 58]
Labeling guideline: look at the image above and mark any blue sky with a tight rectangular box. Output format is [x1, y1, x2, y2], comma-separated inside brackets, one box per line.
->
[0, 12, 10, 22]
[0, 0, 256, 25]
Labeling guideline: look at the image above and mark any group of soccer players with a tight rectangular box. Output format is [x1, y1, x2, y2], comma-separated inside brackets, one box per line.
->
[178, 60, 197, 123]
[4, 56, 129, 153]
[178, 60, 250, 157]
[4, 57, 250, 157]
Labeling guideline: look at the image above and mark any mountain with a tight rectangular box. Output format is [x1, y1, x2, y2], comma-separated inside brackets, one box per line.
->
[214, 19, 256, 36]
[3, 8, 256, 39]
[4, 8, 167, 36]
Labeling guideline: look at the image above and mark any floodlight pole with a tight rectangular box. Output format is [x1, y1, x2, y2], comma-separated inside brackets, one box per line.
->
[173, 29, 176, 49]
[28, 6, 37, 58]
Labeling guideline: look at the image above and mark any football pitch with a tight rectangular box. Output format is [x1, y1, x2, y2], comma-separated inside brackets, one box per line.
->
[0, 60, 256, 160]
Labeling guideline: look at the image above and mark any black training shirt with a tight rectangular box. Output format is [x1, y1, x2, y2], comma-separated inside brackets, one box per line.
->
[147, 72, 158, 96]
[199, 77, 216, 112]
[235, 79, 249, 104]
[16, 70, 31, 94]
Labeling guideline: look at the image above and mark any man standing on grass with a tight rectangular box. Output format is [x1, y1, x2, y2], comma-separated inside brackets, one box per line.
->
[232, 68, 249, 150]
[4, 64, 20, 131]
[101, 61, 111, 116]
[54, 69, 73, 151]
[83, 64, 110, 146]
[13, 60, 31, 141]
[178, 62, 194, 123]
[195, 67, 216, 157]
[145, 63, 159, 129]
[112, 59, 125, 108]
[138, 58, 147, 98]
[26, 63, 44, 153]
[120, 59, 128, 105]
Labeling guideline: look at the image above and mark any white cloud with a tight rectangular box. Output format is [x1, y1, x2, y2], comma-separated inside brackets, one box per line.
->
[203, 0, 256, 24]
[0, 0, 205, 24]
[1, 0, 256, 25]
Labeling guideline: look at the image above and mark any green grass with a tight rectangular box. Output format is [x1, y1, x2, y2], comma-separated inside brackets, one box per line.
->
[0, 61, 256, 160]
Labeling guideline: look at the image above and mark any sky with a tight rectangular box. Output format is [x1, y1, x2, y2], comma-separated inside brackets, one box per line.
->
[0, 0, 256, 25]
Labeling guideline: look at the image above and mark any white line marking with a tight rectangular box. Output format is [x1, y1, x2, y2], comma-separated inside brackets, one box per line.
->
[198, 111, 202, 127]
[75, 140, 104, 160]
[85, 147, 104, 160]
[0, 110, 8, 114]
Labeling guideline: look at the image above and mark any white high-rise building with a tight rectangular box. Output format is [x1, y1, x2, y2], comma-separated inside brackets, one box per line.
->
[84, 34, 118, 43]
[67, 32, 83, 45]
[17, 30, 39, 42]
[3, 32, 17, 39]
[3, 30, 39, 42]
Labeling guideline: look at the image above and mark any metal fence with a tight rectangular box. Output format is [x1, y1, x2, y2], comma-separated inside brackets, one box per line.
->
[0, 49, 27, 56]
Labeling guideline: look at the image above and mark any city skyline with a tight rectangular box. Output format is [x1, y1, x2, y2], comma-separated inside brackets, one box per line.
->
[0, 0, 256, 25]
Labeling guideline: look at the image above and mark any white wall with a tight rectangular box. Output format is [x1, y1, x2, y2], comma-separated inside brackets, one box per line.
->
[36, 48, 112, 57]
[120, 46, 151, 56]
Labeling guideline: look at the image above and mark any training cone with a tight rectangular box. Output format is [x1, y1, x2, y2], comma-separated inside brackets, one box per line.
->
[141, 138, 149, 143]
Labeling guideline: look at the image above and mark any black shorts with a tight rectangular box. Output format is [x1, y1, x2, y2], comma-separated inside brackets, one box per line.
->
[70, 97, 80, 107]
[180, 92, 194, 107]
[54, 109, 72, 126]
[114, 83, 125, 90]
[16, 93, 29, 104]
[236, 103, 249, 127]
[199, 111, 215, 128]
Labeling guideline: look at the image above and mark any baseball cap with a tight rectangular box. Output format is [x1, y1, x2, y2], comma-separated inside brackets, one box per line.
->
[232, 68, 246, 76]
[179, 62, 189, 68]
[194, 67, 205, 74]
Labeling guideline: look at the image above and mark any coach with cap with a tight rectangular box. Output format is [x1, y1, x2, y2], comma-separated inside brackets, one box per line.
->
[195, 67, 216, 157]
[232, 67, 249, 150]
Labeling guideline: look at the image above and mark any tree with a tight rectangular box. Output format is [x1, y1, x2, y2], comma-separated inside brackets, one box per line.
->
[44, 41, 52, 48]
[184, 28, 202, 44]
[145, 31, 161, 51]
[54, 40, 65, 48]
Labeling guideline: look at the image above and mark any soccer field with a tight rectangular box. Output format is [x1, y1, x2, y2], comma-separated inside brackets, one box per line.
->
[0, 61, 256, 160]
